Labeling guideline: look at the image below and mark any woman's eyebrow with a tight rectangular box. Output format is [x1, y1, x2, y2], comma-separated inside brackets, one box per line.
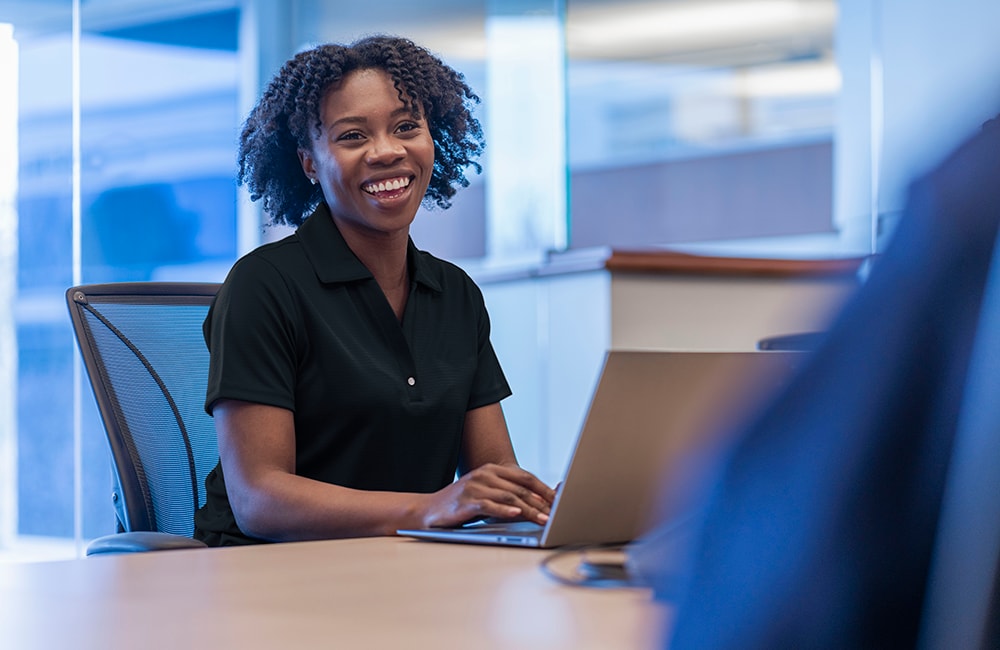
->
[328, 107, 421, 130]
[327, 115, 366, 130]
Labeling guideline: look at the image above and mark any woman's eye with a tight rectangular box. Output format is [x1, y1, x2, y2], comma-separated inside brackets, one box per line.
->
[397, 122, 419, 133]
[337, 131, 364, 141]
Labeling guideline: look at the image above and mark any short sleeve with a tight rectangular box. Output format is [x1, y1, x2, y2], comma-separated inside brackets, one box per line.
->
[465, 280, 512, 410]
[203, 254, 300, 414]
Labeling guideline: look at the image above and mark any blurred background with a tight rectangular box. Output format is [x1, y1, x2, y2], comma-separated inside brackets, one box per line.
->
[1, 0, 998, 561]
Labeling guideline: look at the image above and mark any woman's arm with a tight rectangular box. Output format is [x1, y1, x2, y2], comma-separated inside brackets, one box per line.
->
[457, 401, 520, 472]
[214, 399, 555, 542]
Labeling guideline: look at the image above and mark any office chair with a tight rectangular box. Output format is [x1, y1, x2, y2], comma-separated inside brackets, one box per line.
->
[66, 282, 221, 555]
[916, 224, 1000, 650]
[756, 331, 826, 351]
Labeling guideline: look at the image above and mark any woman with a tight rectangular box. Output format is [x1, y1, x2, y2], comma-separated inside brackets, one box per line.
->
[194, 35, 555, 546]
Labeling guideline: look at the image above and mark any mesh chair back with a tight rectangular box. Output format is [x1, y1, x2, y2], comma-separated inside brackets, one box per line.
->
[67, 283, 220, 537]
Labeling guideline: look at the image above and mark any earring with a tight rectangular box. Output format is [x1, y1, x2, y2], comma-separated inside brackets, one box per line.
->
[309, 177, 318, 185]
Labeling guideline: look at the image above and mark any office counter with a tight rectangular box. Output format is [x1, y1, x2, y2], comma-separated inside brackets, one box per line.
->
[0, 536, 668, 649]
[606, 249, 865, 351]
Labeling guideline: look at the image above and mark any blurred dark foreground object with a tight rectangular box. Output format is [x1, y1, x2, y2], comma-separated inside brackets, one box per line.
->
[659, 117, 1000, 649]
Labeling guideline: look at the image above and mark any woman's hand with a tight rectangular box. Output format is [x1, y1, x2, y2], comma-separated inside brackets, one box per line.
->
[419, 462, 556, 529]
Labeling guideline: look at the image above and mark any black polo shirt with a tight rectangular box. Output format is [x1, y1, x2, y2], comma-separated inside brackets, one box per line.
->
[194, 204, 511, 545]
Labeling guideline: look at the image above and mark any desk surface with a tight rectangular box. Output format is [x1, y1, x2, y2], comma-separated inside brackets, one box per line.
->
[0, 536, 668, 649]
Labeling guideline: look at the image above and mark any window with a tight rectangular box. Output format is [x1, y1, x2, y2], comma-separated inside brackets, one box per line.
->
[565, 0, 844, 252]
[3, 3, 241, 559]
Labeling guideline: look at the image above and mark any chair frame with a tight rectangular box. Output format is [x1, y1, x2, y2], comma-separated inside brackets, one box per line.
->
[66, 282, 220, 552]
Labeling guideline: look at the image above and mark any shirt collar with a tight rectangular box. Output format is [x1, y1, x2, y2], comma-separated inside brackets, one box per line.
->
[297, 203, 443, 293]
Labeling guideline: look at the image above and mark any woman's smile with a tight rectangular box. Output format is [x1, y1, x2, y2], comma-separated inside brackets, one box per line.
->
[362, 175, 413, 197]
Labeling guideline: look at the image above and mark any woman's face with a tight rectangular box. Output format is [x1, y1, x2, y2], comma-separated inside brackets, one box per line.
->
[299, 68, 435, 239]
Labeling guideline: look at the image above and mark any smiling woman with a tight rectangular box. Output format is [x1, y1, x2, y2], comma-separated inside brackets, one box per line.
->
[194, 35, 556, 546]
[237, 37, 483, 228]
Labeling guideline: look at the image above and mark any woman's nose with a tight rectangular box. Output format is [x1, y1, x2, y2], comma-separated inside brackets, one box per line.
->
[366, 135, 405, 165]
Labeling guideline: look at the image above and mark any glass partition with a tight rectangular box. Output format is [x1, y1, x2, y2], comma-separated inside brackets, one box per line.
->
[2, 1, 242, 560]
[3, 2, 78, 560]
[0, 21, 19, 554]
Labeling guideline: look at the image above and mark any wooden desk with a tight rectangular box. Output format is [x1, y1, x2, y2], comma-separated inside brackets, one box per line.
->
[0, 537, 669, 649]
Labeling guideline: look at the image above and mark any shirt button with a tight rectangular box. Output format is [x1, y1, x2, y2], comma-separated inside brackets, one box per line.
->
[407, 377, 416, 386]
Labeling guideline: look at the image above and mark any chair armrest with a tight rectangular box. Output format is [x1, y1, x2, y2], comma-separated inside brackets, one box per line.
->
[85, 531, 209, 555]
[756, 331, 825, 351]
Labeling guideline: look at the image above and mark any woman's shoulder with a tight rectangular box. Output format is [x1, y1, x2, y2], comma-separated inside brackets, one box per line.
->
[225, 233, 306, 281]
[215, 235, 312, 310]
[411, 247, 481, 291]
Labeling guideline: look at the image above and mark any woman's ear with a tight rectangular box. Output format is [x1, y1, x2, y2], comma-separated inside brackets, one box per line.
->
[297, 148, 317, 185]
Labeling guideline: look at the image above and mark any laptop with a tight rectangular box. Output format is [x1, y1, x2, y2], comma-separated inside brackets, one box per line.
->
[397, 349, 805, 548]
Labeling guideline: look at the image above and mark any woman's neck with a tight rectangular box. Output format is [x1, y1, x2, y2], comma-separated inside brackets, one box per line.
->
[334, 219, 410, 319]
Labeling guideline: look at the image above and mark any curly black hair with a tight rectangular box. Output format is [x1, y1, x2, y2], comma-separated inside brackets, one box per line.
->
[237, 35, 485, 227]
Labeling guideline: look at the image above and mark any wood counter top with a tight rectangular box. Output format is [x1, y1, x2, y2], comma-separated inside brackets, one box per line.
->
[605, 249, 868, 278]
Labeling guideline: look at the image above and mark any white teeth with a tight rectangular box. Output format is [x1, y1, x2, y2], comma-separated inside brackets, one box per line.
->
[364, 177, 410, 194]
